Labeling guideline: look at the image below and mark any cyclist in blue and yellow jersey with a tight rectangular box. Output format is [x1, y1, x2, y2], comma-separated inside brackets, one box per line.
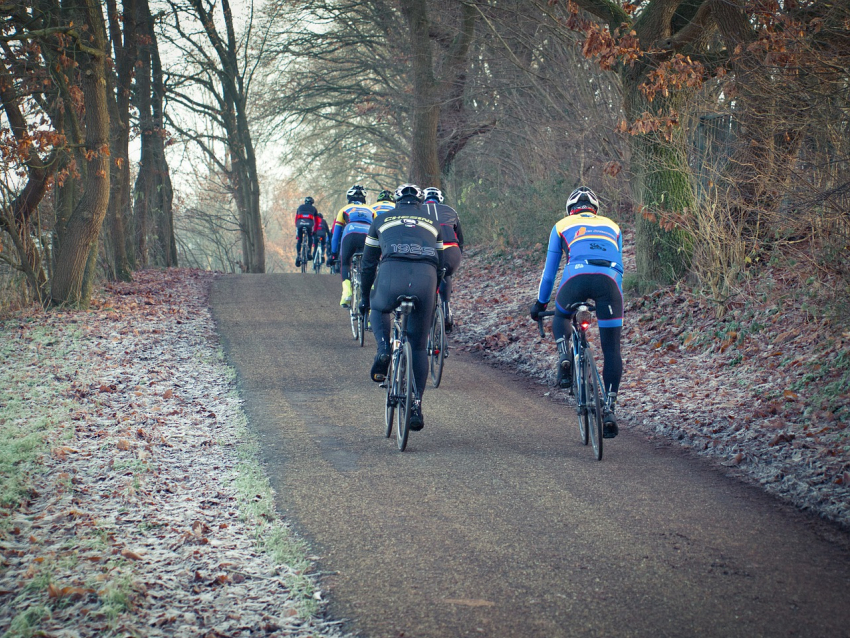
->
[423, 187, 464, 332]
[529, 186, 624, 438]
[371, 189, 396, 215]
[330, 184, 376, 307]
[294, 197, 318, 267]
[359, 184, 444, 431]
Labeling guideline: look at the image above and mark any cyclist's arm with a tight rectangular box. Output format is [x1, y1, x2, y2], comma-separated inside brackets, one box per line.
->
[455, 217, 464, 253]
[537, 225, 563, 304]
[330, 209, 345, 254]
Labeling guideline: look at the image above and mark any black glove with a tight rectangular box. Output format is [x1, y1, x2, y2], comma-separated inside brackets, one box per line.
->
[328, 254, 337, 266]
[530, 300, 547, 321]
[358, 299, 370, 317]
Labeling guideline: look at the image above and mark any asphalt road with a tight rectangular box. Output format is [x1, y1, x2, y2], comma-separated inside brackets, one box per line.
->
[211, 273, 850, 638]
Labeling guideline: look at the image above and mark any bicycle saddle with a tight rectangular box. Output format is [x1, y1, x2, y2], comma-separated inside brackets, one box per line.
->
[394, 295, 419, 312]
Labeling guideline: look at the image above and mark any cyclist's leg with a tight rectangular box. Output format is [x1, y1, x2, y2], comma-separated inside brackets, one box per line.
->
[305, 228, 314, 257]
[440, 246, 461, 329]
[587, 273, 623, 433]
[585, 273, 623, 394]
[368, 270, 395, 382]
[339, 234, 360, 306]
[295, 226, 304, 263]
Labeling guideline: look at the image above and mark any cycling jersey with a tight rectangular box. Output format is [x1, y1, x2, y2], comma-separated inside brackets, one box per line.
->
[361, 202, 444, 282]
[295, 203, 317, 227]
[537, 212, 623, 327]
[425, 202, 463, 249]
[331, 203, 375, 254]
[371, 201, 396, 216]
[314, 217, 330, 238]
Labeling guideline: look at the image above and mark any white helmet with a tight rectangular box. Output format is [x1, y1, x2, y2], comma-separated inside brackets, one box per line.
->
[394, 183, 423, 203]
[423, 187, 443, 203]
[566, 187, 599, 214]
[346, 184, 366, 202]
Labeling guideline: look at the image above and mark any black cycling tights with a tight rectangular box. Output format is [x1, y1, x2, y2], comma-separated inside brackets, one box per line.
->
[295, 226, 313, 255]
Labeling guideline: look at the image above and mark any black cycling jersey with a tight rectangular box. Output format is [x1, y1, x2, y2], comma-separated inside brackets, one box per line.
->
[360, 201, 444, 295]
[424, 202, 464, 250]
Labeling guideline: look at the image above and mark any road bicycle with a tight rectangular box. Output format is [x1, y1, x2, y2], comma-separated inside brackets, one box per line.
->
[427, 292, 447, 388]
[384, 296, 419, 451]
[312, 242, 325, 274]
[538, 304, 605, 460]
[349, 252, 365, 347]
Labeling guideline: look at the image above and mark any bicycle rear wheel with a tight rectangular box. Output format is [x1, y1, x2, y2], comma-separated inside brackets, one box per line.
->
[385, 350, 396, 438]
[574, 350, 588, 446]
[396, 341, 412, 451]
[429, 303, 446, 387]
[586, 352, 604, 460]
[301, 244, 307, 273]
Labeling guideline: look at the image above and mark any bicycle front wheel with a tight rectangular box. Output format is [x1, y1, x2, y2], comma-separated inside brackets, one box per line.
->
[429, 304, 446, 387]
[396, 341, 412, 451]
[586, 352, 604, 460]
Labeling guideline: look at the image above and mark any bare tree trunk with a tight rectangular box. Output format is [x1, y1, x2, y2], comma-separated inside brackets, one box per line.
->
[133, 0, 155, 267]
[51, 0, 111, 307]
[399, 0, 478, 188]
[104, 0, 137, 281]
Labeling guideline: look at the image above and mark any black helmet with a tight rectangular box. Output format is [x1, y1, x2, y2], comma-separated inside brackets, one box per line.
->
[346, 184, 366, 203]
[394, 183, 423, 203]
[566, 187, 599, 214]
[423, 187, 443, 203]
[317, 212, 323, 218]
[304, 196, 314, 205]
[377, 189, 395, 203]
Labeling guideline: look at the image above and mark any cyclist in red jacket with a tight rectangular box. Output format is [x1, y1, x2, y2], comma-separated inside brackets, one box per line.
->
[295, 197, 318, 267]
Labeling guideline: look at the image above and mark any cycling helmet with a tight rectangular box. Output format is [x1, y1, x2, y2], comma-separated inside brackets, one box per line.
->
[394, 183, 423, 203]
[304, 196, 314, 205]
[566, 186, 599, 214]
[423, 187, 443, 203]
[346, 184, 366, 203]
[377, 189, 395, 202]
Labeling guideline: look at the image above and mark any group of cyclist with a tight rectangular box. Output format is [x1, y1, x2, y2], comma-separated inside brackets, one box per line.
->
[293, 183, 622, 438]
[294, 197, 330, 267]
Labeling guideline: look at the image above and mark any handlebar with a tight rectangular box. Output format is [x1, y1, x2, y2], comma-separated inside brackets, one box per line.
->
[536, 310, 555, 338]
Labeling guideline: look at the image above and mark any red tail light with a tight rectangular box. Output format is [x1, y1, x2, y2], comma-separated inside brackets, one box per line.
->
[576, 309, 592, 331]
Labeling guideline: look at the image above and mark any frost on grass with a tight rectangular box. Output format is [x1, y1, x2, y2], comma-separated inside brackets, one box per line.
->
[0, 270, 348, 638]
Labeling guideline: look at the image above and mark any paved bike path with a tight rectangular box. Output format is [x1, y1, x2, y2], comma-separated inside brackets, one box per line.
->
[211, 273, 850, 638]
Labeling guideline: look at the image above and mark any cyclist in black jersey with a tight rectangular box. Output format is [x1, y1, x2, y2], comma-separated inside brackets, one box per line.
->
[359, 183, 444, 431]
[423, 187, 463, 332]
